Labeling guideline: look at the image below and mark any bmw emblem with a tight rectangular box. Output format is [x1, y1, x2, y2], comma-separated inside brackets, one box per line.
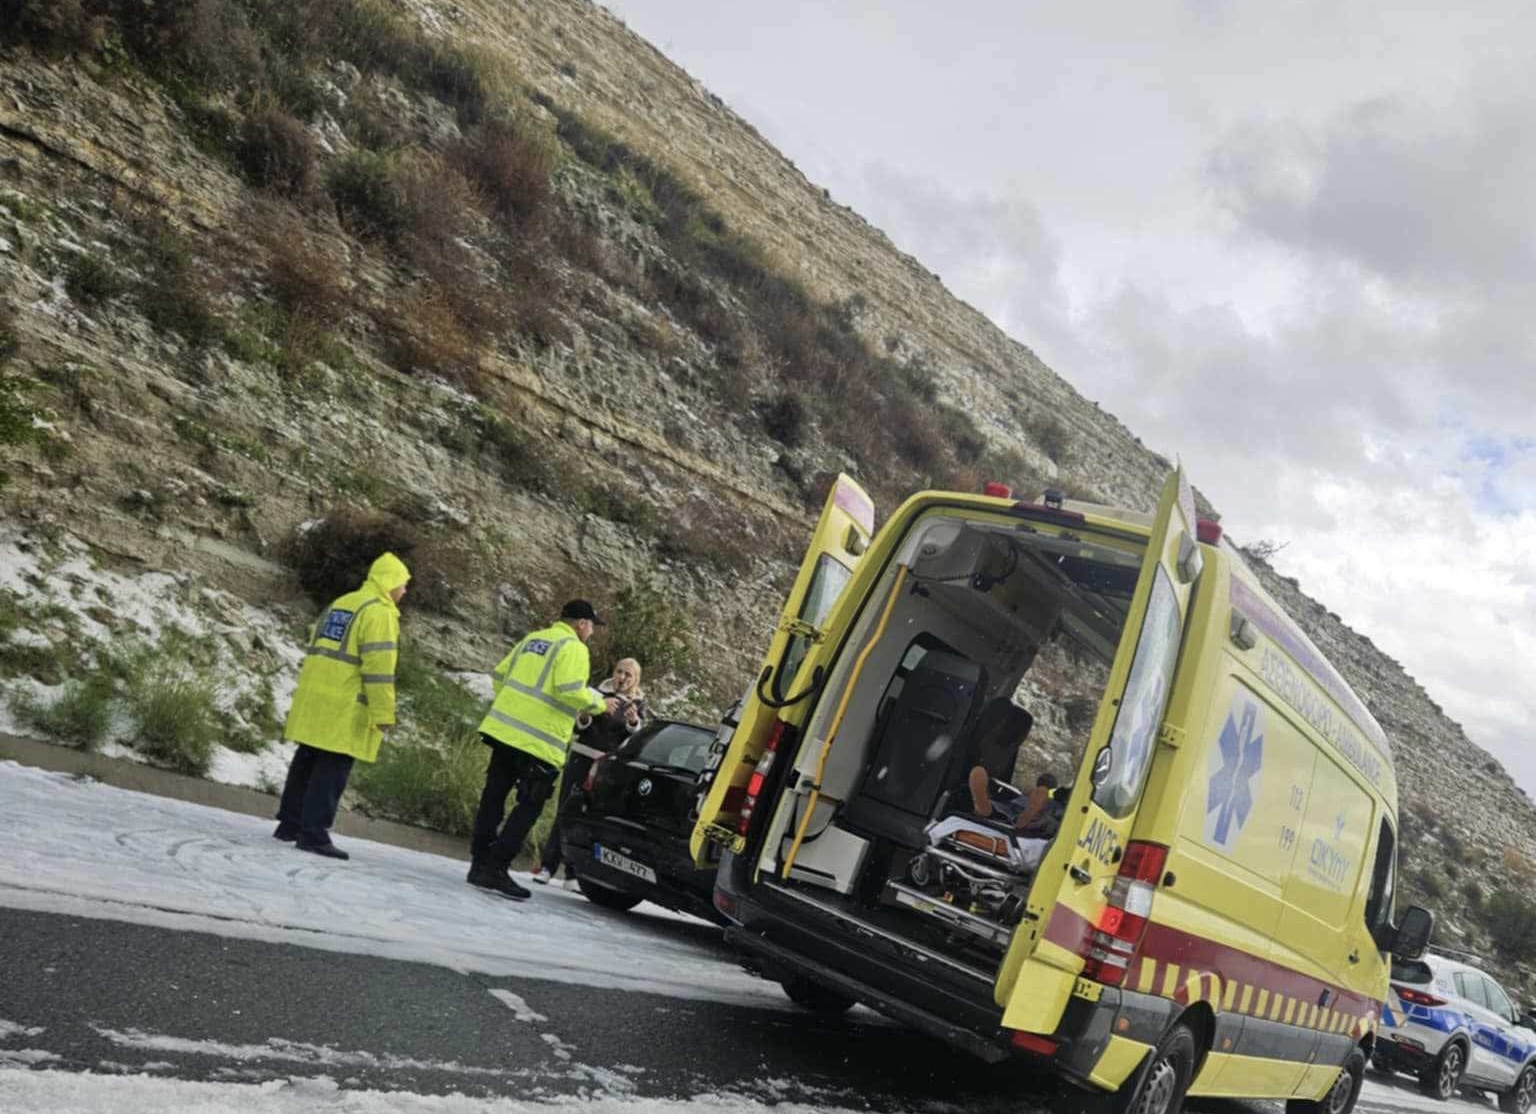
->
[637, 778, 653, 797]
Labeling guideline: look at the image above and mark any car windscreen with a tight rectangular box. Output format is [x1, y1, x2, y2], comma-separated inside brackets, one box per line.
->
[634, 724, 714, 774]
[1391, 958, 1433, 984]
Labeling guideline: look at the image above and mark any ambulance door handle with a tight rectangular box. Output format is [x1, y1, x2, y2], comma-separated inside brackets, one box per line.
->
[1068, 864, 1092, 885]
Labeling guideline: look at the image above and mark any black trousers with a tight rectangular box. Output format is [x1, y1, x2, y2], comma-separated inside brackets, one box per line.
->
[539, 752, 594, 874]
[276, 744, 355, 841]
[472, 736, 559, 868]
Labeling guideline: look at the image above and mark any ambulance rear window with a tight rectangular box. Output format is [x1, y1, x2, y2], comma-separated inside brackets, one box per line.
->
[1391, 958, 1433, 985]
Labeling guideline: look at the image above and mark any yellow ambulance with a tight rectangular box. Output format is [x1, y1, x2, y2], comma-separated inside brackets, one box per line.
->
[692, 470, 1434, 1114]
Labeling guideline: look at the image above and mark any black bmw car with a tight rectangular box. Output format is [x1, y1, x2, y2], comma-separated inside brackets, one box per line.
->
[558, 719, 726, 925]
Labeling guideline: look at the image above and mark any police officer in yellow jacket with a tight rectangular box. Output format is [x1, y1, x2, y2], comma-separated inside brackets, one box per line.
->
[468, 599, 614, 900]
[276, 552, 410, 861]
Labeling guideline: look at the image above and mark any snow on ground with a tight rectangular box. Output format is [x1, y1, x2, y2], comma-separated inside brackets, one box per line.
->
[0, 1069, 1493, 1114]
[1357, 1076, 1498, 1114]
[0, 529, 305, 791]
[0, 763, 779, 1009]
[0, 1069, 833, 1114]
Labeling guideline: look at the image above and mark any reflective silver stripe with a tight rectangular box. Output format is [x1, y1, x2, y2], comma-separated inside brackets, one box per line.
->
[484, 709, 569, 753]
[568, 741, 606, 760]
[555, 680, 588, 692]
[504, 678, 572, 716]
[361, 673, 395, 685]
[358, 641, 397, 654]
[534, 638, 573, 688]
[308, 647, 361, 665]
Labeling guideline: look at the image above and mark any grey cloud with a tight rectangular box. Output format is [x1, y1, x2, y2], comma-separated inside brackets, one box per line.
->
[1206, 94, 1536, 297]
[847, 161, 1459, 512]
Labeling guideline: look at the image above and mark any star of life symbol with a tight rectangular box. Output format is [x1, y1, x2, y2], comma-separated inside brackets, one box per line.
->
[1205, 699, 1263, 852]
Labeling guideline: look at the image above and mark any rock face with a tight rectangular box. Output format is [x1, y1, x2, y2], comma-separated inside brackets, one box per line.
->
[1, 0, 1531, 980]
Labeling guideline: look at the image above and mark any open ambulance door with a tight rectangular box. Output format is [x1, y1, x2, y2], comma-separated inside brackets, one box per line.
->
[689, 474, 874, 866]
[998, 468, 1203, 1032]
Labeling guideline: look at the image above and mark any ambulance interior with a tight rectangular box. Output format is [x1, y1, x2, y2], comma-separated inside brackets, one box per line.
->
[758, 514, 1143, 975]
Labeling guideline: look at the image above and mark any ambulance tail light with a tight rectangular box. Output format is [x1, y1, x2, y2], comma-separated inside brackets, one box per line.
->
[1393, 985, 1447, 1008]
[737, 720, 787, 836]
[1080, 841, 1168, 987]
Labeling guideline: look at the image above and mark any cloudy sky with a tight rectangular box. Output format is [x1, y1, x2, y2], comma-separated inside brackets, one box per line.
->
[599, 1, 1536, 797]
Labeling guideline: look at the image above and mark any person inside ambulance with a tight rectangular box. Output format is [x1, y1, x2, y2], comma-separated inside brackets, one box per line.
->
[959, 698, 1034, 822]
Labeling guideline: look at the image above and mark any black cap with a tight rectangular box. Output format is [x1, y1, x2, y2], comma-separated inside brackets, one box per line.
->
[560, 599, 605, 626]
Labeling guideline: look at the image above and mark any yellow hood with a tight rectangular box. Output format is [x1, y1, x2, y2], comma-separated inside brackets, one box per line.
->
[367, 552, 411, 597]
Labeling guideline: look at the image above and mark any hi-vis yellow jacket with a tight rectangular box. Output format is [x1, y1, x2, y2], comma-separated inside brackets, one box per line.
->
[282, 553, 410, 764]
[478, 621, 607, 769]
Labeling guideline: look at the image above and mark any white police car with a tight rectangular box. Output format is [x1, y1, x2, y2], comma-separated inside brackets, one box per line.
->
[1374, 950, 1536, 1111]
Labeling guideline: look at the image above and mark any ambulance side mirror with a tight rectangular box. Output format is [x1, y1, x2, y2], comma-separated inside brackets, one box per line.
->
[1389, 905, 1435, 959]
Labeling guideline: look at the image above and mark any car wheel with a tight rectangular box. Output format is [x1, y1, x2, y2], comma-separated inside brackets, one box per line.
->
[780, 976, 856, 1016]
[1288, 1047, 1365, 1114]
[1419, 1040, 1465, 1100]
[1099, 1021, 1197, 1114]
[1499, 1063, 1536, 1114]
[575, 874, 643, 911]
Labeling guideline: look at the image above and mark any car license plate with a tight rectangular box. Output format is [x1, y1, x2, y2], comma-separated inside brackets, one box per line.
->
[595, 844, 656, 883]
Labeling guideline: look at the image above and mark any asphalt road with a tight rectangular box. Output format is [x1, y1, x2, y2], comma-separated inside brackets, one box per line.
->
[0, 905, 1506, 1114]
[0, 906, 1072, 1110]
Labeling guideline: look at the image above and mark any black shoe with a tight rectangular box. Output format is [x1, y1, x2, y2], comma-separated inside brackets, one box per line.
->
[296, 837, 349, 861]
[273, 822, 300, 843]
[467, 863, 530, 901]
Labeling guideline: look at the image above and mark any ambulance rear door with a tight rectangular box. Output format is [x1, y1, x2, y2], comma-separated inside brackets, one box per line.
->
[998, 467, 1203, 1032]
[690, 474, 874, 866]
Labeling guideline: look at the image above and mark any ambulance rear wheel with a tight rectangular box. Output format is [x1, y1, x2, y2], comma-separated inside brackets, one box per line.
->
[1288, 1047, 1365, 1114]
[1103, 1020, 1196, 1114]
[780, 976, 855, 1016]
[1420, 1040, 1465, 1100]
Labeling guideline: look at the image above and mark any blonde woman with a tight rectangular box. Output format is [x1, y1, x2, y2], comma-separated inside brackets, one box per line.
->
[533, 658, 648, 883]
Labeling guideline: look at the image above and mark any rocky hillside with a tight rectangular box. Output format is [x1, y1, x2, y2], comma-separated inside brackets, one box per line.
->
[1, 0, 1532, 981]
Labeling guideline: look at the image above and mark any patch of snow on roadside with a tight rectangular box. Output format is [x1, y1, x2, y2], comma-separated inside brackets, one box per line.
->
[0, 1048, 60, 1066]
[0, 1019, 45, 1040]
[0, 1068, 844, 1113]
[92, 1025, 509, 1078]
[488, 990, 547, 1023]
[0, 528, 304, 791]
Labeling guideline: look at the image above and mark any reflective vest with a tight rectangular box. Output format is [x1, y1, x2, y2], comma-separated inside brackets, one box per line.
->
[282, 553, 409, 764]
[478, 621, 606, 770]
